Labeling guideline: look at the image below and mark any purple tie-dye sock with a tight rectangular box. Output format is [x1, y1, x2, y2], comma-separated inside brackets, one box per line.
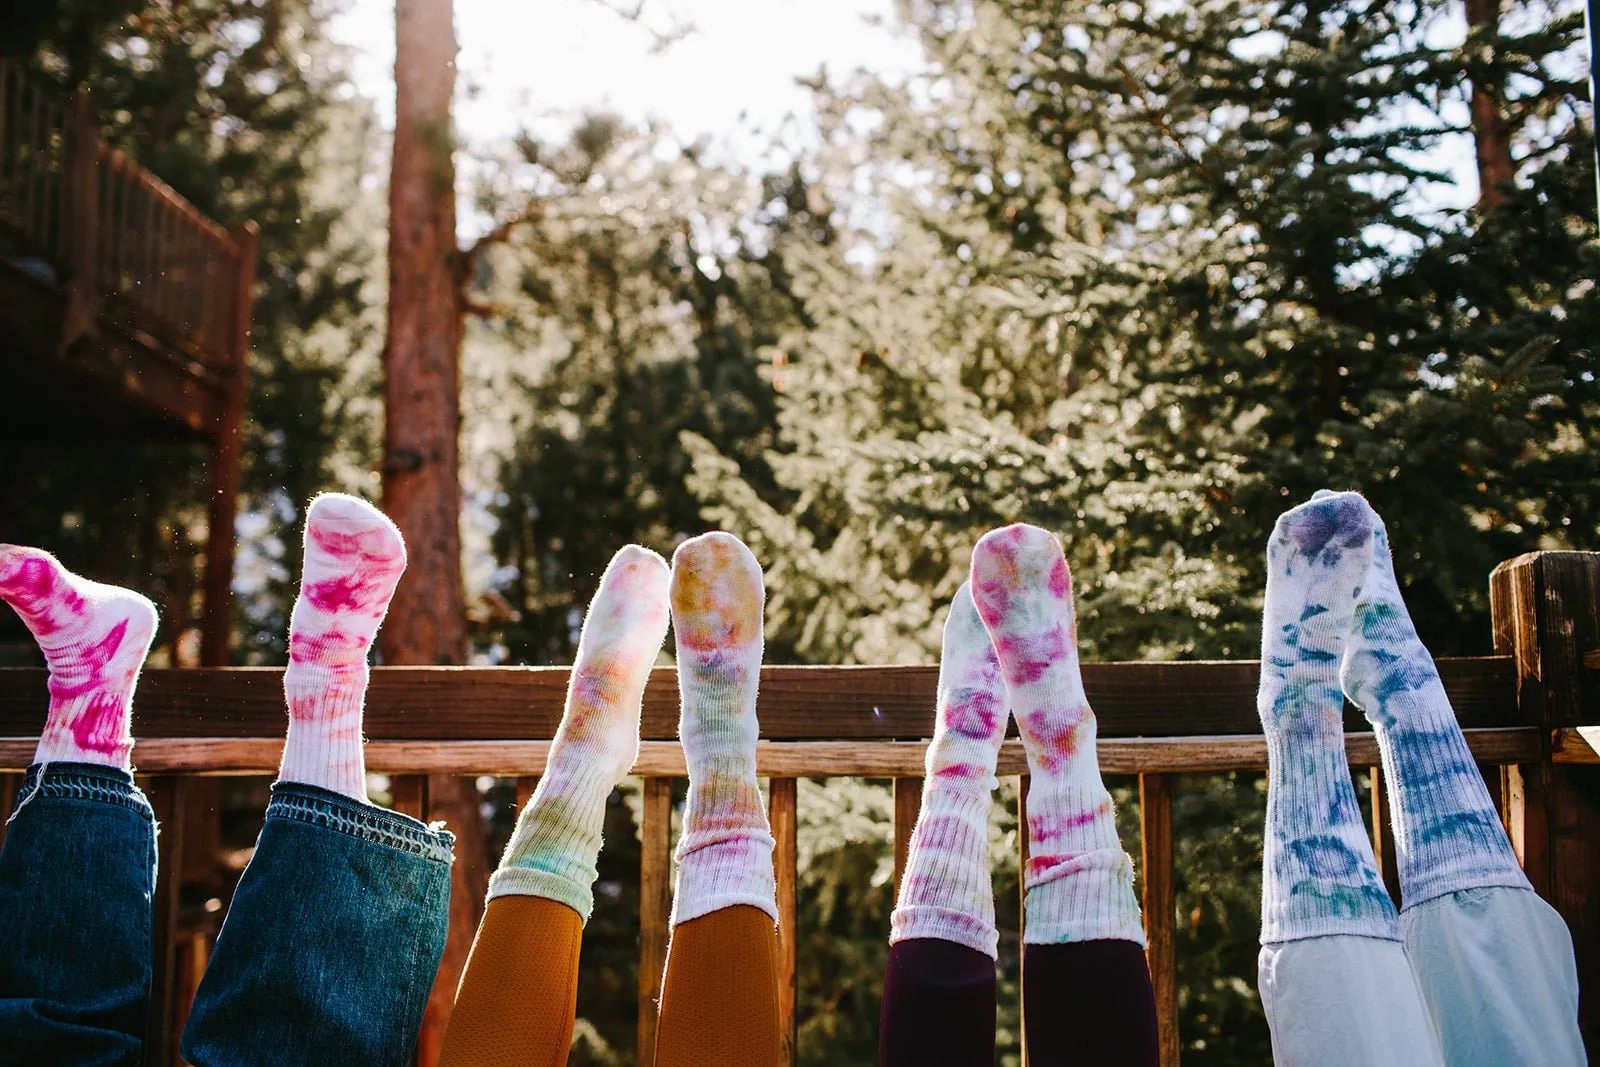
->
[1343, 505, 1530, 908]
[1258, 491, 1399, 944]
[0, 547, 157, 770]
[970, 523, 1145, 946]
[890, 582, 1008, 957]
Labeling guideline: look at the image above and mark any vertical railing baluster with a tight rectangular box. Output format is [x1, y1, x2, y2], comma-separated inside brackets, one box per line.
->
[769, 777, 799, 1067]
[891, 776, 921, 897]
[1139, 773, 1179, 1067]
[638, 775, 673, 1065]
[145, 775, 189, 1067]
[1017, 774, 1030, 1067]
[1369, 763, 1401, 904]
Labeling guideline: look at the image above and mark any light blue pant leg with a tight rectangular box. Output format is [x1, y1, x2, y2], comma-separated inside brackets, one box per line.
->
[1259, 935, 1444, 1067]
[1402, 886, 1582, 1067]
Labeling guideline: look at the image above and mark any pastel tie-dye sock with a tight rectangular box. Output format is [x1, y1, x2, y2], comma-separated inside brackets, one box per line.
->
[0, 547, 157, 770]
[669, 532, 778, 926]
[1343, 504, 1530, 908]
[890, 582, 1008, 957]
[489, 545, 670, 920]
[278, 493, 407, 802]
[1258, 491, 1399, 944]
[970, 524, 1145, 946]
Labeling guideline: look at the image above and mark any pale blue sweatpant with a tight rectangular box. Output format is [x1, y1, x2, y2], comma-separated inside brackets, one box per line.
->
[1259, 885, 1582, 1067]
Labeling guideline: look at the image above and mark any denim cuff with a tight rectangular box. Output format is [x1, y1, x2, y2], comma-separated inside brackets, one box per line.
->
[266, 782, 455, 865]
[16, 761, 153, 820]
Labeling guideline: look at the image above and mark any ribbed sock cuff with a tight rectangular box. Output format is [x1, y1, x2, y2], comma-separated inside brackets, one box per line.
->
[1022, 847, 1147, 946]
[890, 788, 998, 957]
[34, 692, 135, 769]
[490, 758, 616, 924]
[671, 832, 778, 926]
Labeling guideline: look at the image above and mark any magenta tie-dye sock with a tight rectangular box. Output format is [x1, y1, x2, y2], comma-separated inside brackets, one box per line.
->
[491, 544, 671, 921]
[890, 582, 1008, 957]
[277, 493, 407, 802]
[668, 532, 778, 926]
[0, 547, 157, 770]
[970, 524, 1145, 946]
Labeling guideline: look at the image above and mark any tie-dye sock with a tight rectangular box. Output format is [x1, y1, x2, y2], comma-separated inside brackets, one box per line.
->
[1343, 505, 1530, 908]
[489, 545, 670, 920]
[1258, 491, 1399, 944]
[669, 532, 778, 926]
[970, 524, 1144, 946]
[890, 582, 1008, 958]
[0, 547, 157, 770]
[278, 493, 407, 802]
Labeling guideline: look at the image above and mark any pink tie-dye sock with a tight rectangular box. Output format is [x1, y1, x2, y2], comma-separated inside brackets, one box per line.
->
[970, 524, 1145, 946]
[278, 493, 407, 802]
[490, 544, 671, 920]
[890, 581, 1009, 957]
[0, 547, 157, 770]
[668, 532, 778, 926]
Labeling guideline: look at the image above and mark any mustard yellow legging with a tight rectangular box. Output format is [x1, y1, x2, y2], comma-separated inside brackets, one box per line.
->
[437, 896, 780, 1067]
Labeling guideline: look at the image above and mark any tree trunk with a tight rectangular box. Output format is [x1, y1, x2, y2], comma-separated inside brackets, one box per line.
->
[384, 0, 467, 668]
[383, 4, 483, 1063]
[1465, 0, 1516, 210]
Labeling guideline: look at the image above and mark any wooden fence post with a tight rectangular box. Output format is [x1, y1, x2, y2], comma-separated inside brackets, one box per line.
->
[199, 222, 256, 668]
[638, 776, 673, 1064]
[1139, 773, 1179, 1067]
[769, 778, 799, 1067]
[1489, 551, 1600, 1049]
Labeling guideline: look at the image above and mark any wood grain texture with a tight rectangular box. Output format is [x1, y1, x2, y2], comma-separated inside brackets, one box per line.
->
[891, 777, 922, 899]
[1369, 764, 1402, 906]
[1139, 774, 1178, 1067]
[1555, 727, 1600, 764]
[0, 657, 1519, 741]
[1489, 551, 1600, 1051]
[143, 776, 187, 1067]
[0, 729, 1538, 777]
[769, 778, 799, 1067]
[638, 776, 673, 1066]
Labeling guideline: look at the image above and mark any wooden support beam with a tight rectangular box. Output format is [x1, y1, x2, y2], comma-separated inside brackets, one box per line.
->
[1490, 551, 1600, 1052]
[143, 775, 188, 1067]
[199, 222, 256, 668]
[638, 776, 673, 1066]
[0, 772, 16, 851]
[1017, 775, 1029, 1067]
[891, 777, 921, 897]
[769, 777, 798, 1067]
[1139, 773, 1179, 1067]
[0, 729, 1540, 778]
[0, 657, 1523, 741]
[1369, 764, 1402, 906]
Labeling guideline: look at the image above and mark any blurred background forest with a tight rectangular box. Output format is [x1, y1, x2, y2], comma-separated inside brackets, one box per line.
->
[1, 0, 1596, 1062]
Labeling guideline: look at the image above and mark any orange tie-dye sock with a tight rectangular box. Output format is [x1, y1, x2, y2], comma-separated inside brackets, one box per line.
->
[490, 544, 670, 919]
[277, 493, 407, 801]
[0, 546, 157, 770]
[667, 532, 776, 926]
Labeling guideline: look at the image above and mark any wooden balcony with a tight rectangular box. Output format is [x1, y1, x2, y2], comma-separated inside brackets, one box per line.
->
[1, 548, 1597, 1064]
[0, 60, 256, 665]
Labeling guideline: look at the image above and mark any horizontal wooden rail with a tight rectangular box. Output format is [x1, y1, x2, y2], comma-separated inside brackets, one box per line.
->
[0, 728, 1540, 777]
[0, 657, 1520, 741]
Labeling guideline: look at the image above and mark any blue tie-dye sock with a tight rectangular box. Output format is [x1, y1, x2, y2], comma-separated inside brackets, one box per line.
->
[1342, 509, 1531, 909]
[1258, 491, 1401, 944]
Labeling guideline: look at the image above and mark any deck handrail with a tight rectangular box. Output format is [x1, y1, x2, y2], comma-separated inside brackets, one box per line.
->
[0, 60, 247, 371]
[0, 638, 1585, 1065]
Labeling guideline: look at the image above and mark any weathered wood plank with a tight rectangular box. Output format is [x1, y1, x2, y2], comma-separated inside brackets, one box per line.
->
[0, 772, 17, 851]
[1555, 727, 1600, 764]
[638, 777, 673, 1066]
[769, 778, 798, 1067]
[1017, 776, 1030, 1067]
[891, 777, 922, 898]
[1, 729, 1539, 778]
[1139, 774, 1179, 1067]
[1489, 551, 1600, 1049]
[0, 658, 1521, 740]
[143, 775, 187, 1067]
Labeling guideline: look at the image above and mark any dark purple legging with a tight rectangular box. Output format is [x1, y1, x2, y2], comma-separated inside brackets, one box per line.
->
[879, 938, 1159, 1067]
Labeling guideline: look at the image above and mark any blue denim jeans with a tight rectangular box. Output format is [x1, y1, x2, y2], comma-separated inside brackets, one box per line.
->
[0, 763, 455, 1066]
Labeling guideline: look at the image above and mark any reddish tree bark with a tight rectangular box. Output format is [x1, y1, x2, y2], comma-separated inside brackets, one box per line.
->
[1465, 0, 1516, 210]
[384, 0, 467, 669]
[383, 3, 484, 1061]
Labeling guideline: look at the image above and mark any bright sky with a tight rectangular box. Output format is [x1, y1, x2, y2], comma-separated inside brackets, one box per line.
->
[330, 0, 924, 161]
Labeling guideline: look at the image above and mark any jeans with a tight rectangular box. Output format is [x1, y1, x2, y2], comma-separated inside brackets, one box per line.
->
[0, 763, 455, 1066]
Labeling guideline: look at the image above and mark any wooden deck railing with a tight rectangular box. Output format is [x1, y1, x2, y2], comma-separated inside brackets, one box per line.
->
[0, 59, 250, 370]
[0, 551, 1596, 1064]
